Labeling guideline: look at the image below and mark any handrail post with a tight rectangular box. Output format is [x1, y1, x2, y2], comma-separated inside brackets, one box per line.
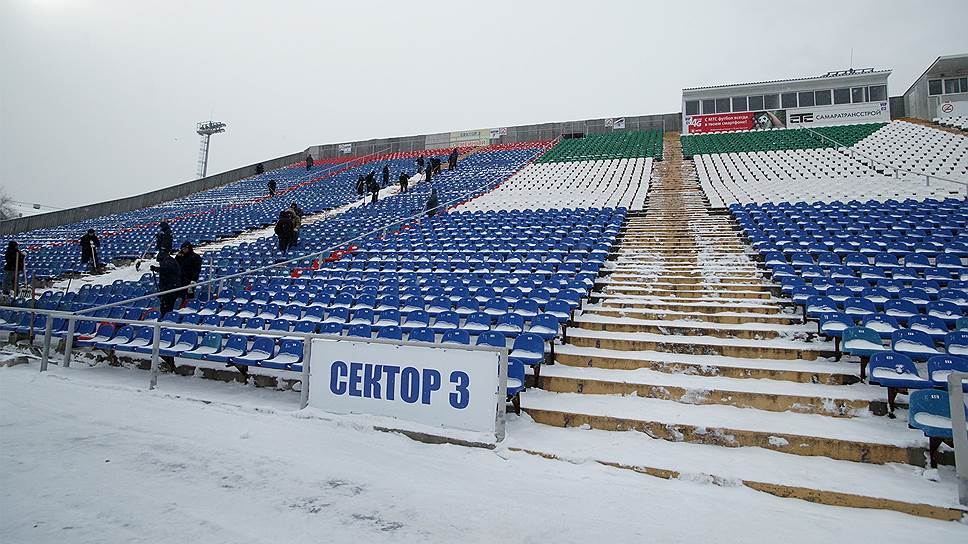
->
[149, 323, 161, 390]
[62, 317, 75, 368]
[948, 371, 968, 508]
[39, 316, 53, 372]
[299, 336, 312, 409]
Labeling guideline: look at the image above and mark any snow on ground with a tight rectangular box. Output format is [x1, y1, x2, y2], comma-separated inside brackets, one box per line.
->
[2, 362, 967, 543]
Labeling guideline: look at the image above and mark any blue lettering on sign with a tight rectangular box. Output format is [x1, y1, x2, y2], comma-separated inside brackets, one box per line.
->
[348, 362, 363, 397]
[450, 371, 469, 409]
[400, 367, 420, 403]
[421, 369, 441, 405]
[328, 362, 470, 409]
[330, 361, 348, 395]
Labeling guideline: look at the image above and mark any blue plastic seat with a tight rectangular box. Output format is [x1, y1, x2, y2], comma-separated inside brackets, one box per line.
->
[440, 329, 470, 346]
[159, 330, 201, 357]
[233, 337, 275, 366]
[947, 331, 968, 357]
[407, 327, 436, 343]
[376, 325, 403, 340]
[476, 330, 507, 349]
[262, 339, 304, 370]
[927, 355, 968, 391]
[463, 311, 492, 334]
[908, 389, 968, 467]
[431, 311, 460, 333]
[891, 329, 942, 360]
[528, 313, 561, 340]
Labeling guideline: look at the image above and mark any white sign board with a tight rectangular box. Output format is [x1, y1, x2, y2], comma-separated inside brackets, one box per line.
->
[338, 143, 352, 154]
[489, 127, 507, 139]
[308, 339, 502, 434]
[938, 100, 968, 117]
[787, 101, 890, 128]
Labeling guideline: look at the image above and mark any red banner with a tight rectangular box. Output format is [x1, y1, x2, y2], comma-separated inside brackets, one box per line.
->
[685, 112, 753, 134]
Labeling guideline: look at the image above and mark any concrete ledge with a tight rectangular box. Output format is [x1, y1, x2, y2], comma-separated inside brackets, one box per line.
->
[509, 447, 965, 521]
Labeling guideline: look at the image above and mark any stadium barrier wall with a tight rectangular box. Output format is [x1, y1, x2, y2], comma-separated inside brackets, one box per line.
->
[0, 151, 306, 236]
[308, 112, 682, 160]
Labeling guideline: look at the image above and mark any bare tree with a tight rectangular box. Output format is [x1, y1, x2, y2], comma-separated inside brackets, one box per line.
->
[0, 192, 17, 221]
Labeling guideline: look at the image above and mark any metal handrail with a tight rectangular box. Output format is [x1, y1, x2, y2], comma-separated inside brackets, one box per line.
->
[48, 145, 546, 317]
[801, 125, 968, 190]
[0, 304, 510, 441]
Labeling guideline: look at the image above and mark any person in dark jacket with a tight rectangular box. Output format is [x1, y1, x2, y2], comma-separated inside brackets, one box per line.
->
[382, 164, 390, 187]
[398, 171, 409, 193]
[175, 242, 203, 305]
[306, 154, 314, 170]
[151, 251, 181, 317]
[3, 241, 25, 295]
[426, 187, 439, 217]
[289, 202, 303, 245]
[80, 228, 100, 273]
[267, 179, 277, 197]
[155, 222, 173, 255]
[275, 210, 295, 252]
[430, 157, 442, 176]
[256, 163, 265, 175]
[356, 175, 366, 203]
[425, 160, 433, 183]
[367, 175, 380, 203]
[448, 148, 458, 170]
[416, 157, 425, 174]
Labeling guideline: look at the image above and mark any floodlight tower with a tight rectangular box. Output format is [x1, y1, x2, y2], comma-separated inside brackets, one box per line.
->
[196, 120, 227, 178]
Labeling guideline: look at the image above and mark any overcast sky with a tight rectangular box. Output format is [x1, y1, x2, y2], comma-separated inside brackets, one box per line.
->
[1, 0, 966, 209]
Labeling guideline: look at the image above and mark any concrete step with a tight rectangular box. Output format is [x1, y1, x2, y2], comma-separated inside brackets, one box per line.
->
[520, 389, 930, 465]
[600, 285, 774, 300]
[536, 363, 882, 417]
[505, 420, 965, 521]
[566, 327, 833, 360]
[594, 296, 789, 316]
[580, 305, 801, 325]
[573, 313, 815, 340]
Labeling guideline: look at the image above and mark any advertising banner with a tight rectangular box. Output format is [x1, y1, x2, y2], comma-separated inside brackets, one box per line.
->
[787, 101, 890, 128]
[605, 118, 626, 130]
[938, 100, 968, 117]
[684, 111, 786, 134]
[308, 339, 502, 434]
[450, 129, 491, 148]
[338, 143, 352, 154]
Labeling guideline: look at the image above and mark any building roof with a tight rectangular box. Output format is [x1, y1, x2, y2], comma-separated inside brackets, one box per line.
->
[903, 53, 968, 97]
[682, 69, 891, 93]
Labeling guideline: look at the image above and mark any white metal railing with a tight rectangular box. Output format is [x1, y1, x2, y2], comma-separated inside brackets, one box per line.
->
[802, 125, 968, 193]
[1, 306, 510, 442]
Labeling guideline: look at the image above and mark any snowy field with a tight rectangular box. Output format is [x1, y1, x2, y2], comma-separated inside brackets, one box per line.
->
[2, 362, 967, 543]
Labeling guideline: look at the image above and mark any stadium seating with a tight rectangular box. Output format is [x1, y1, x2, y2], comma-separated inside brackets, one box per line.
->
[459, 158, 652, 211]
[852, 121, 968, 181]
[681, 123, 885, 159]
[934, 115, 968, 131]
[537, 130, 663, 162]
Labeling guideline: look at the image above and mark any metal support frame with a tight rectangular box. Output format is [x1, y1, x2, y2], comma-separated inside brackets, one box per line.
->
[947, 371, 968, 508]
[3, 306, 512, 443]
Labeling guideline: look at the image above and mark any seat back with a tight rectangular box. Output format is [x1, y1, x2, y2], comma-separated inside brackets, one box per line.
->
[440, 329, 470, 345]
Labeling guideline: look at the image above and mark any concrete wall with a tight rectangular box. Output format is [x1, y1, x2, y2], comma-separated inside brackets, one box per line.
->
[308, 112, 681, 161]
[889, 96, 906, 119]
[0, 152, 305, 236]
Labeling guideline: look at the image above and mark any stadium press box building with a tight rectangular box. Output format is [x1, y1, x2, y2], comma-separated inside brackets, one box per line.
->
[681, 69, 892, 134]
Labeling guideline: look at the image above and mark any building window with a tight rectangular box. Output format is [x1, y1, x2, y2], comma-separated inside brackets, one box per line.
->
[685, 100, 700, 116]
[702, 99, 716, 114]
[732, 96, 747, 112]
[851, 87, 867, 103]
[715, 97, 731, 113]
[748, 95, 764, 110]
[781, 92, 798, 108]
[928, 79, 943, 96]
[867, 85, 887, 101]
[764, 94, 779, 109]
[815, 90, 832, 106]
[798, 91, 815, 107]
[833, 88, 851, 104]
[943, 77, 968, 94]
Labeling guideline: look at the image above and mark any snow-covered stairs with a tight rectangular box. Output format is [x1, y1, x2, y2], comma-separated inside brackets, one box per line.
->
[512, 133, 965, 520]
